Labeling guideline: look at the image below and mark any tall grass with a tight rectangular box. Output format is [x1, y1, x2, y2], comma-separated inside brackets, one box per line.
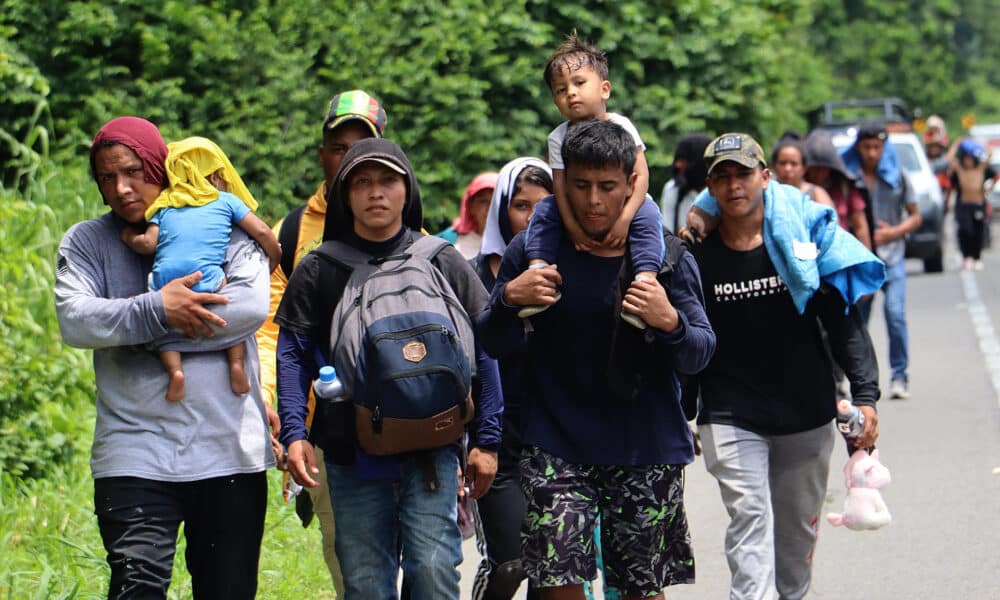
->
[0, 159, 99, 478]
[0, 96, 51, 195]
[1, 455, 334, 598]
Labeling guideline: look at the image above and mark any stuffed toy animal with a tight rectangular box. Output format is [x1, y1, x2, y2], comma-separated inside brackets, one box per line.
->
[826, 448, 892, 531]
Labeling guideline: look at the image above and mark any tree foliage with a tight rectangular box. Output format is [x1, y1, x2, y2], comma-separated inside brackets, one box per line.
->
[811, 0, 967, 117]
[5, 0, 1000, 218]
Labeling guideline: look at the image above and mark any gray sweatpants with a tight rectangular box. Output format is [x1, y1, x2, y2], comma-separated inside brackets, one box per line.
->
[700, 422, 835, 600]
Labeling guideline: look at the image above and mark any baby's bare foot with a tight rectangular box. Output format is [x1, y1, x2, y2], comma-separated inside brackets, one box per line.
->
[230, 363, 250, 395]
[166, 370, 185, 402]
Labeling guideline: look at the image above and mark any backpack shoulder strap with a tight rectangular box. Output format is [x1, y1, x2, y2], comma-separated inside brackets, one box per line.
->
[406, 234, 453, 263]
[278, 205, 306, 278]
[659, 230, 689, 278]
[312, 239, 371, 273]
[615, 227, 688, 293]
[312, 234, 452, 279]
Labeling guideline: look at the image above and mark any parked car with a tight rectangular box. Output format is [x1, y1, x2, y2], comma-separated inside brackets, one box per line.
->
[970, 123, 1000, 150]
[891, 132, 945, 272]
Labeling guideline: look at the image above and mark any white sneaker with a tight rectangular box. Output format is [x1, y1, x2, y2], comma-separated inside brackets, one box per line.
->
[620, 310, 648, 330]
[890, 379, 909, 400]
[975, 260, 985, 271]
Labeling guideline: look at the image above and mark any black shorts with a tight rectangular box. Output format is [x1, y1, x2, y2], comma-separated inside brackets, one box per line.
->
[519, 446, 695, 596]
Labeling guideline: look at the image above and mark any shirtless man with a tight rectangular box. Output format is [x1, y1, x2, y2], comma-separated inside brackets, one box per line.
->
[948, 138, 997, 270]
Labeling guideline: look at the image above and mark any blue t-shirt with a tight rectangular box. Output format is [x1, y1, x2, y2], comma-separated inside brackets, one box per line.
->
[149, 191, 250, 292]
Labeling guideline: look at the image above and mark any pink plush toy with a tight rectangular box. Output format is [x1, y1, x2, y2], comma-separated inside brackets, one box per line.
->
[826, 448, 892, 531]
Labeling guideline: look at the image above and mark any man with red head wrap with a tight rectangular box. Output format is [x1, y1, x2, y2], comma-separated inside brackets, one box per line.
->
[56, 116, 274, 599]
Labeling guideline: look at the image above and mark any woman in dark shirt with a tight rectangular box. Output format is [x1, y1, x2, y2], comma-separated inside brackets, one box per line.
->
[469, 157, 551, 600]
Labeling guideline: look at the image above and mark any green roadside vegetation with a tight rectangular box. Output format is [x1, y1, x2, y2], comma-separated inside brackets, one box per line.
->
[1, 463, 332, 598]
[3, 0, 1000, 595]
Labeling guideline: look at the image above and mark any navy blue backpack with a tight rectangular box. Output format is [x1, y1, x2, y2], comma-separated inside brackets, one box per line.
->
[315, 235, 476, 456]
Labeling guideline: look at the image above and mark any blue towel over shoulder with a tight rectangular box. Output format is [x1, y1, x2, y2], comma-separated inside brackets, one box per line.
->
[693, 182, 885, 313]
[841, 136, 900, 189]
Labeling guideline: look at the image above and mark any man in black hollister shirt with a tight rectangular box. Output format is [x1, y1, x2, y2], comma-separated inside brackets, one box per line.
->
[690, 133, 880, 600]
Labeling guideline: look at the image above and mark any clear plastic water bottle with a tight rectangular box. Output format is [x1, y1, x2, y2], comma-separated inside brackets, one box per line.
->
[313, 366, 345, 402]
[835, 399, 865, 440]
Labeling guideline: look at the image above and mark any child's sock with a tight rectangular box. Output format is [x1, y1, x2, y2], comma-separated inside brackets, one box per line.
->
[517, 260, 562, 318]
[621, 273, 654, 330]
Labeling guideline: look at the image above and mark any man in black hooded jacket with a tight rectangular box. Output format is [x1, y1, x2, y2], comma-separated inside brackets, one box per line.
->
[275, 138, 502, 598]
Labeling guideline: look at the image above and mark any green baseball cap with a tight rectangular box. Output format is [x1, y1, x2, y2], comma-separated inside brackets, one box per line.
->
[704, 133, 767, 174]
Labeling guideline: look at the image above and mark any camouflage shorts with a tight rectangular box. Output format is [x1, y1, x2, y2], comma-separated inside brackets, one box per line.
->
[519, 446, 695, 596]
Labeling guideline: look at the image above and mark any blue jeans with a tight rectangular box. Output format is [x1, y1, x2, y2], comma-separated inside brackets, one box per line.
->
[859, 258, 908, 382]
[326, 447, 462, 600]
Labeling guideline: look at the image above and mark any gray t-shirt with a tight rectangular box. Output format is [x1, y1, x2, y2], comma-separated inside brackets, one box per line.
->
[55, 214, 275, 481]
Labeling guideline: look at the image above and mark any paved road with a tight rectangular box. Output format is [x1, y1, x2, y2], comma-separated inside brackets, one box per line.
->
[459, 224, 1000, 599]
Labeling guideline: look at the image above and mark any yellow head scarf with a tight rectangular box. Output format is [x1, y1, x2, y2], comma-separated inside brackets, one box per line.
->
[145, 136, 258, 220]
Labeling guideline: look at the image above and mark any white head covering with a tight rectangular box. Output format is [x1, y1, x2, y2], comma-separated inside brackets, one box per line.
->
[479, 157, 552, 258]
